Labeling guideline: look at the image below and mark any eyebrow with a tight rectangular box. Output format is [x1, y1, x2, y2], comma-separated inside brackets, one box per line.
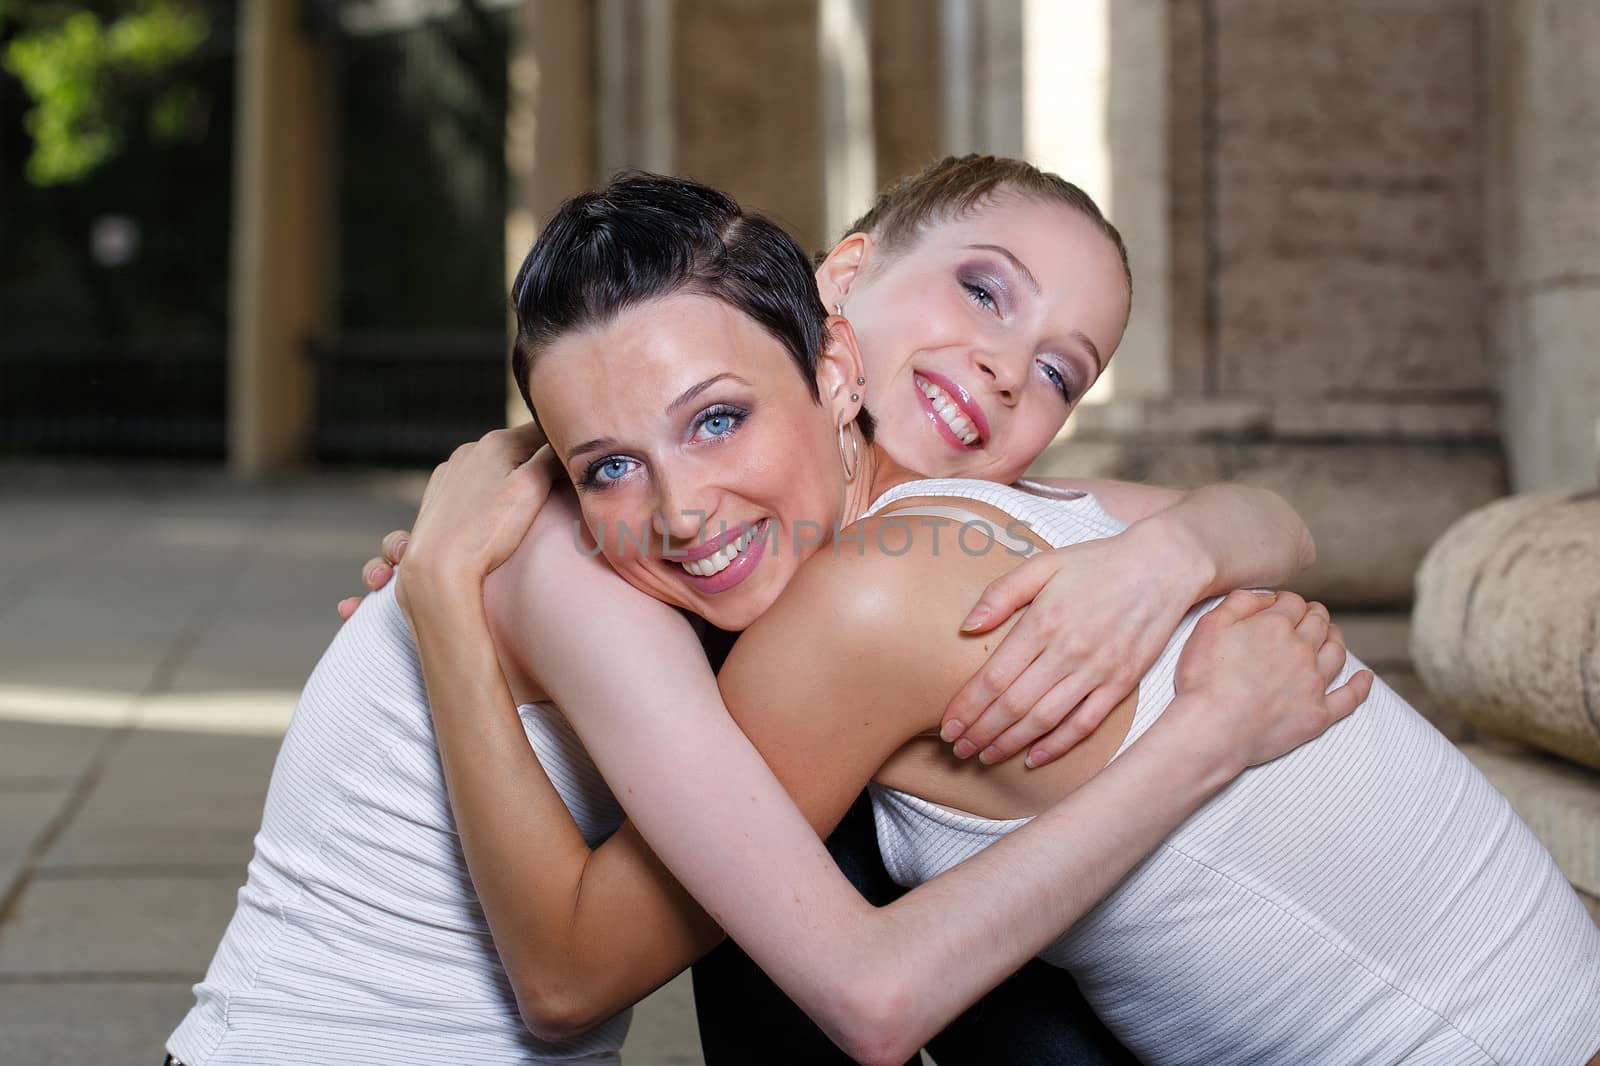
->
[964, 243, 1104, 374]
[965, 243, 1041, 295]
[1072, 330, 1104, 374]
[565, 372, 752, 461]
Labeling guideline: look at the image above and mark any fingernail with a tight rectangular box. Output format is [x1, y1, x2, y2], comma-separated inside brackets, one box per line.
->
[978, 746, 999, 765]
[1023, 751, 1041, 769]
[940, 720, 966, 743]
[953, 739, 977, 759]
[960, 606, 991, 632]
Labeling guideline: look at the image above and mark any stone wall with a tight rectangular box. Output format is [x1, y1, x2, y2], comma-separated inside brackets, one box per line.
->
[1486, 0, 1600, 492]
[1050, 0, 1501, 613]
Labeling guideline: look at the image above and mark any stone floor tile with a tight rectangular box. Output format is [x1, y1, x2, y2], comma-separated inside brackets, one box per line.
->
[39, 732, 275, 870]
[621, 971, 705, 1065]
[163, 607, 340, 695]
[0, 720, 114, 783]
[0, 875, 241, 976]
[0, 980, 196, 1062]
[0, 787, 76, 897]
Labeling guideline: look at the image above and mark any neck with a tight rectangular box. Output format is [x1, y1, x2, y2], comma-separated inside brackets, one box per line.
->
[838, 443, 924, 528]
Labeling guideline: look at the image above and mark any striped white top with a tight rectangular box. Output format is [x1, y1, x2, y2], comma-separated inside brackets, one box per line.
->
[867, 478, 1600, 1066]
[166, 581, 629, 1065]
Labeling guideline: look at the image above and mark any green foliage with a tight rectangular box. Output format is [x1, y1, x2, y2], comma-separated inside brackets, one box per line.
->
[3, 1, 210, 185]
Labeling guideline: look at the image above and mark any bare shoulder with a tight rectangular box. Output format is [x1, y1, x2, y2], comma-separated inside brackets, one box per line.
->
[482, 486, 637, 702]
[724, 508, 1028, 711]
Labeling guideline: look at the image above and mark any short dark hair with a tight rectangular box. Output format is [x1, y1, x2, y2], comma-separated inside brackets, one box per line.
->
[510, 171, 873, 440]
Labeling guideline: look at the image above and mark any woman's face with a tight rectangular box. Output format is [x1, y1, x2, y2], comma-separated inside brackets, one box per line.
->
[822, 194, 1130, 484]
[528, 294, 857, 632]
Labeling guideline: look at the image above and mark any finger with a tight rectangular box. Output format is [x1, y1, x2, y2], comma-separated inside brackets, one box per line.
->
[954, 651, 1065, 759]
[1294, 602, 1330, 650]
[1203, 588, 1279, 628]
[337, 596, 362, 621]
[944, 622, 1049, 742]
[420, 459, 450, 511]
[1262, 589, 1310, 626]
[508, 419, 548, 455]
[1323, 670, 1375, 722]
[1315, 626, 1349, 686]
[482, 422, 548, 466]
[513, 451, 559, 498]
[968, 662, 1095, 764]
[362, 558, 393, 591]
[1021, 683, 1124, 768]
[960, 554, 1059, 634]
[381, 530, 411, 566]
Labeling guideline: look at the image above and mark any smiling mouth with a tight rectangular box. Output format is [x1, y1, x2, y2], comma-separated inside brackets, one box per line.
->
[677, 521, 764, 578]
[915, 373, 984, 447]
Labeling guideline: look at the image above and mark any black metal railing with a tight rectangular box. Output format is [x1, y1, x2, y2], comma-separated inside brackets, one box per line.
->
[0, 340, 227, 458]
[308, 330, 509, 464]
[0, 332, 509, 465]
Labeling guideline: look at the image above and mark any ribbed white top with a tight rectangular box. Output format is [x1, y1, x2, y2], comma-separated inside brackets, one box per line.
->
[167, 582, 629, 1065]
[867, 478, 1600, 1066]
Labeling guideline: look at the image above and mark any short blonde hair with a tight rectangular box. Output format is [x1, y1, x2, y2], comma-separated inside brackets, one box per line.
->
[838, 154, 1131, 299]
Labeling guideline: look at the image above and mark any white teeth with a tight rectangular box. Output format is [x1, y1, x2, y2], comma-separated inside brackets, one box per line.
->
[680, 525, 758, 578]
[918, 377, 981, 445]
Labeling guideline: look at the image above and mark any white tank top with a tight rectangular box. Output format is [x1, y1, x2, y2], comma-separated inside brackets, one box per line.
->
[866, 478, 1600, 1066]
[166, 582, 629, 1065]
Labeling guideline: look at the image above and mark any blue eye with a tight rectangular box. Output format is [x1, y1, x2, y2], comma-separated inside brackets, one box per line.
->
[584, 456, 638, 488]
[963, 282, 997, 312]
[1039, 361, 1073, 405]
[690, 404, 746, 443]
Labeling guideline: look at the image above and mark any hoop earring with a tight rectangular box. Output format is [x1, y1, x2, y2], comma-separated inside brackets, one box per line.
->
[837, 419, 860, 481]
[835, 302, 845, 316]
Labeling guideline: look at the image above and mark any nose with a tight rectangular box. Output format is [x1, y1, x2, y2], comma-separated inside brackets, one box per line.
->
[972, 347, 1026, 405]
[650, 468, 713, 547]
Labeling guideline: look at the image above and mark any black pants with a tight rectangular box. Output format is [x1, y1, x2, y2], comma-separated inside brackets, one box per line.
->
[692, 791, 1138, 1065]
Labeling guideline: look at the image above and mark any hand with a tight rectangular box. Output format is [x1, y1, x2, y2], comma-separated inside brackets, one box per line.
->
[393, 425, 560, 621]
[944, 526, 1205, 769]
[1171, 589, 1373, 772]
[336, 529, 412, 621]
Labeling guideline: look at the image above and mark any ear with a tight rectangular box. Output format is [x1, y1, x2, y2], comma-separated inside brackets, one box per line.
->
[816, 314, 867, 422]
[814, 232, 876, 312]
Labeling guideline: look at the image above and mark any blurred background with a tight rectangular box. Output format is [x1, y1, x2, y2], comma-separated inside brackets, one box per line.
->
[1, 1, 1597, 1061]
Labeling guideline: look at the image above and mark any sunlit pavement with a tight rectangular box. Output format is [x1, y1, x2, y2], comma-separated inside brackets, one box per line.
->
[0, 462, 703, 1064]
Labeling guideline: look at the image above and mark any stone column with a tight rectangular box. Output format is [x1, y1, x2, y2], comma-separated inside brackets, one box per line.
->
[819, 0, 877, 242]
[503, 0, 595, 426]
[1031, 0, 1505, 611]
[673, 0, 825, 250]
[1413, 490, 1600, 771]
[937, 0, 1024, 158]
[227, 0, 335, 476]
[597, 0, 675, 177]
[866, 0, 941, 190]
[1486, 0, 1600, 492]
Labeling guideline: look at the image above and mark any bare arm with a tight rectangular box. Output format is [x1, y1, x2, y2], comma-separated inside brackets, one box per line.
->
[945, 478, 1317, 767]
[1015, 476, 1315, 591]
[406, 469, 1363, 1062]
